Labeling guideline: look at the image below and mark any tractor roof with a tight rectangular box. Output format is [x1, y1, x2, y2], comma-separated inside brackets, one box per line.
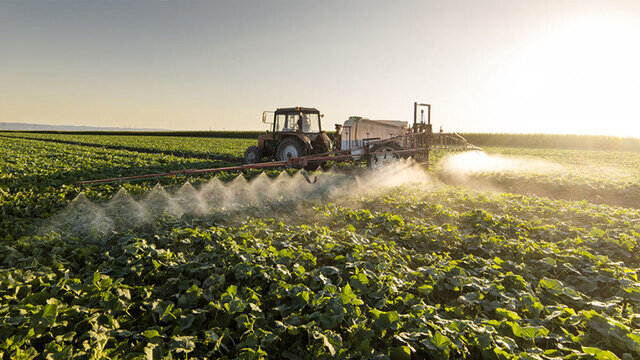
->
[275, 107, 320, 115]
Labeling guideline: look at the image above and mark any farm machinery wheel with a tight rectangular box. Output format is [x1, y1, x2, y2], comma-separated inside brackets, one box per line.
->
[276, 137, 304, 162]
[244, 146, 262, 164]
[370, 143, 401, 168]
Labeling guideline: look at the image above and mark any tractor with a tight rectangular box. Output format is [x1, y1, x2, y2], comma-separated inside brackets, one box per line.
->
[79, 103, 480, 187]
[243, 107, 333, 170]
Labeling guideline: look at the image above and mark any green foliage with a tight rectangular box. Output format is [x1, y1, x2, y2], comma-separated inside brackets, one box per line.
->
[0, 131, 255, 161]
[1, 183, 639, 358]
[2, 134, 640, 358]
[0, 136, 235, 239]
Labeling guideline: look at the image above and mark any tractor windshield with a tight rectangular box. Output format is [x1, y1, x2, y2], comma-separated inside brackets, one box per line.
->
[300, 113, 320, 133]
[274, 112, 321, 133]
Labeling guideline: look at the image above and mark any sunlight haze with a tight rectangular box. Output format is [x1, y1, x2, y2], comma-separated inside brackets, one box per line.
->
[1, 0, 639, 137]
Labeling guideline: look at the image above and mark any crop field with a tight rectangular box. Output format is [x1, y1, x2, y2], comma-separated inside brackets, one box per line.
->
[1, 133, 640, 359]
[436, 148, 640, 209]
[0, 132, 255, 161]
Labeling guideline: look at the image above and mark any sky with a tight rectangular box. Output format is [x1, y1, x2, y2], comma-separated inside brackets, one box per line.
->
[1, 0, 640, 136]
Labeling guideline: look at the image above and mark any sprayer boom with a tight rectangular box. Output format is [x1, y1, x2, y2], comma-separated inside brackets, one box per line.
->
[77, 131, 476, 186]
[78, 161, 289, 186]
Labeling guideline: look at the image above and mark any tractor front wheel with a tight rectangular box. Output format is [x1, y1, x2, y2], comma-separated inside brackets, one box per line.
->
[244, 146, 262, 164]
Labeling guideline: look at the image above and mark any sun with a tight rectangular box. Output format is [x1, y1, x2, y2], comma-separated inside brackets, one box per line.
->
[488, 12, 640, 137]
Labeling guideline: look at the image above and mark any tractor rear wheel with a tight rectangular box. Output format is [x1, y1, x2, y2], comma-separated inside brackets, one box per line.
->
[276, 137, 305, 162]
[244, 146, 262, 164]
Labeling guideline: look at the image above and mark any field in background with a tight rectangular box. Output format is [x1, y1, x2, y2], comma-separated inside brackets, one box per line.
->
[461, 133, 640, 151]
[435, 147, 640, 208]
[1, 133, 640, 358]
[0, 132, 254, 161]
[3, 130, 640, 151]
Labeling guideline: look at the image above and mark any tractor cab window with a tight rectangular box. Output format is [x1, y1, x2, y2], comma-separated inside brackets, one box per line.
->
[300, 113, 320, 133]
[274, 114, 285, 132]
[274, 113, 300, 132]
[274, 112, 321, 132]
[274, 114, 295, 132]
[285, 114, 300, 132]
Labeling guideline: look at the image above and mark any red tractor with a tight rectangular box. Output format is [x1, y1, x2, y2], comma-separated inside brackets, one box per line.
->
[243, 107, 333, 170]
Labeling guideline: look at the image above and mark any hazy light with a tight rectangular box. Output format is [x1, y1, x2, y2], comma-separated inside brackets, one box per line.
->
[480, 12, 640, 137]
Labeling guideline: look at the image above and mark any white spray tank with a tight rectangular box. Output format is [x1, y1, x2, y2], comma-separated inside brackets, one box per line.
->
[341, 116, 408, 157]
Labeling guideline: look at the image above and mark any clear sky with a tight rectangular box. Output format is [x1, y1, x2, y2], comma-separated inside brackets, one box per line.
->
[2, 0, 639, 136]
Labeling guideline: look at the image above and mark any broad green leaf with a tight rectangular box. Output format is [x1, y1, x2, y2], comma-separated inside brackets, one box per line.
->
[582, 347, 621, 360]
[142, 330, 161, 339]
[496, 308, 521, 321]
[390, 345, 411, 360]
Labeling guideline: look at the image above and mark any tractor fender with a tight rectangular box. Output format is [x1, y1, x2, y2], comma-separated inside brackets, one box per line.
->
[294, 134, 313, 151]
[316, 132, 333, 150]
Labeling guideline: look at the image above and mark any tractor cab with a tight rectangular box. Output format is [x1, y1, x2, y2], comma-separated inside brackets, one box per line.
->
[244, 107, 333, 170]
[269, 107, 322, 134]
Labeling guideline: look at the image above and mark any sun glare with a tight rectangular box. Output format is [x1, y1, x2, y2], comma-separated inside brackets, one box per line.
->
[491, 13, 640, 137]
